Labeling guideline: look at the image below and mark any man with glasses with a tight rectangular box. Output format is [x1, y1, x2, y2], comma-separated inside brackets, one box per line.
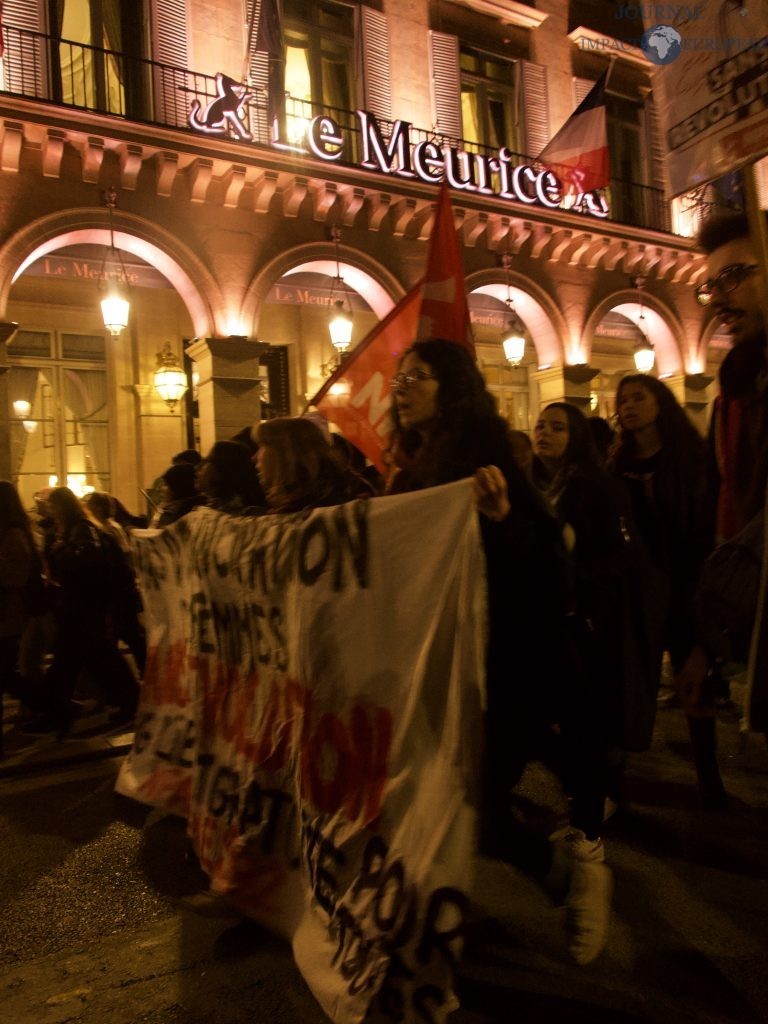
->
[676, 214, 768, 743]
[697, 213, 767, 540]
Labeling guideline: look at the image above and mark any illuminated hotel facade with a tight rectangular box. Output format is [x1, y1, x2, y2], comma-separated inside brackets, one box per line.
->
[0, 0, 745, 512]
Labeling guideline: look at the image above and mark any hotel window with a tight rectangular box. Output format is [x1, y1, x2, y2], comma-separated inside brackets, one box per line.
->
[430, 31, 548, 157]
[47, 0, 149, 117]
[283, 0, 354, 134]
[460, 47, 518, 153]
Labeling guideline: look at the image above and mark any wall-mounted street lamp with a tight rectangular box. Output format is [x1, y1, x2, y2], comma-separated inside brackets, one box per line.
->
[153, 344, 188, 411]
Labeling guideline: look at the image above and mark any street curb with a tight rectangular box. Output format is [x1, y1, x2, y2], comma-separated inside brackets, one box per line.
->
[0, 740, 133, 780]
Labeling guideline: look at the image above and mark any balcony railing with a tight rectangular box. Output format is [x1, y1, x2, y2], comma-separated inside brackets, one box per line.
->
[0, 24, 726, 237]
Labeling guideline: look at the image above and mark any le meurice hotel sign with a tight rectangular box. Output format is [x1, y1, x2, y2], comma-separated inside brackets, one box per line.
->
[187, 79, 609, 221]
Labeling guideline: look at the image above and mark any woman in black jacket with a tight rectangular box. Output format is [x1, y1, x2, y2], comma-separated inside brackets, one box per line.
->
[388, 340, 609, 966]
[38, 487, 139, 736]
[612, 374, 724, 805]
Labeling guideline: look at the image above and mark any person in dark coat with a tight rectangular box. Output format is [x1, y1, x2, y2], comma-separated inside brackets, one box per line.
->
[611, 374, 724, 805]
[387, 339, 609, 966]
[155, 464, 205, 527]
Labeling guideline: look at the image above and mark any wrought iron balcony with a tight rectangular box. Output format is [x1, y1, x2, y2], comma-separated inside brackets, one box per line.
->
[0, 24, 713, 238]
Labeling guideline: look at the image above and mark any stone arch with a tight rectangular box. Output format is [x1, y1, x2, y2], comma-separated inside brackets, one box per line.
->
[581, 290, 686, 377]
[695, 316, 730, 373]
[242, 242, 406, 334]
[465, 268, 567, 368]
[0, 208, 223, 337]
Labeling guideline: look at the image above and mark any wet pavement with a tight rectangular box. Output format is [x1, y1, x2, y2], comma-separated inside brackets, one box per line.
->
[1, 690, 767, 1023]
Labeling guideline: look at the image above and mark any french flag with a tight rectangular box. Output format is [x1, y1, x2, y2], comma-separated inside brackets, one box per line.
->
[537, 72, 610, 194]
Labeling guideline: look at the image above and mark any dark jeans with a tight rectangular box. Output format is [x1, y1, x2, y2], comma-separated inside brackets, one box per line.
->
[46, 606, 138, 718]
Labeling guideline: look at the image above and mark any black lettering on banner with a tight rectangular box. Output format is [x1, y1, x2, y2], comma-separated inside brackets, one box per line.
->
[415, 888, 469, 968]
[374, 860, 407, 932]
[333, 501, 369, 591]
[352, 834, 389, 899]
[239, 783, 295, 856]
[273, 527, 299, 588]
[246, 543, 269, 593]
[132, 711, 156, 754]
[210, 601, 242, 665]
[247, 602, 271, 665]
[413, 984, 445, 1024]
[154, 716, 193, 765]
[189, 592, 215, 653]
[299, 517, 331, 585]
[208, 765, 240, 823]
[303, 819, 345, 916]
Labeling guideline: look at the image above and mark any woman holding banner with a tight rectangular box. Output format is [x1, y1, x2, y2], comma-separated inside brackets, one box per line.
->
[387, 338, 610, 966]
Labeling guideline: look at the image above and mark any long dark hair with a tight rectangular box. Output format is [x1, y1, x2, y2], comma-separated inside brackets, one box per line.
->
[256, 417, 349, 510]
[390, 339, 504, 481]
[201, 440, 264, 506]
[532, 402, 601, 489]
[388, 339, 535, 508]
[613, 375, 703, 469]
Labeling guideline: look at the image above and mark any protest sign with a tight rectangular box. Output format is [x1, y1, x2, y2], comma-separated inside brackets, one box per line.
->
[116, 482, 487, 1024]
[649, 2, 768, 196]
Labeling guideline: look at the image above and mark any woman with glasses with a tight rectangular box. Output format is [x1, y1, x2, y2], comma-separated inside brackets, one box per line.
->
[611, 375, 725, 806]
[388, 340, 613, 966]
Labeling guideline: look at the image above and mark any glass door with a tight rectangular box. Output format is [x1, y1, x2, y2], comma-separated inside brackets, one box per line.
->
[7, 328, 111, 509]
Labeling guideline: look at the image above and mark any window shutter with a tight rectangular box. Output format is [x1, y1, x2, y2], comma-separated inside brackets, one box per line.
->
[151, 0, 190, 128]
[359, 6, 391, 122]
[643, 93, 667, 198]
[519, 59, 549, 158]
[572, 76, 593, 110]
[245, 0, 270, 144]
[0, 0, 44, 98]
[428, 31, 461, 140]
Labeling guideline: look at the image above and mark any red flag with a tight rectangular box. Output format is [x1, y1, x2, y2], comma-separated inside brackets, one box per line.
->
[309, 283, 422, 472]
[416, 182, 474, 353]
[537, 71, 610, 195]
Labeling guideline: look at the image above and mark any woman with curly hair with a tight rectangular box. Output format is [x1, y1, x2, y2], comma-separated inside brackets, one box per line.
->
[388, 340, 613, 965]
[612, 374, 724, 805]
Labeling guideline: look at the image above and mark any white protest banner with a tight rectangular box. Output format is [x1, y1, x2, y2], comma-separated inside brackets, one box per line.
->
[116, 481, 487, 1024]
[649, 2, 768, 197]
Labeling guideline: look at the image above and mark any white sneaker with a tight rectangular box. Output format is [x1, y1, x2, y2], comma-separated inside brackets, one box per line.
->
[566, 860, 613, 966]
[547, 829, 612, 965]
[547, 827, 603, 902]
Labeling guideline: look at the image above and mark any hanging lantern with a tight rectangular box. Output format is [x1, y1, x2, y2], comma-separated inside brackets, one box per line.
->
[633, 335, 655, 373]
[500, 253, 526, 366]
[153, 344, 188, 411]
[13, 399, 31, 418]
[99, 187, 131, 339]
[325, 225, 353, 365]
[329, 300, 353, 352]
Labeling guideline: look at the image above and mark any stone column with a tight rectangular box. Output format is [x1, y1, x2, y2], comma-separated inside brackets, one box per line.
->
[0, 322, 20, 481]
[533, 364, 600, 414]
[187, 337, 268, 455]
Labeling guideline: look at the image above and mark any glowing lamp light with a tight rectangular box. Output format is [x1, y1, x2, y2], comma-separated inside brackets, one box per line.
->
[22, 419, 38, 434]
[99, 187, 131, 338]
[329, 301, 353, 352]
[13, 399, 31, 418]
[153, 344, 188, 411]
[634, 336, 655, 373]
[502, 323, 526, 366]
[101, 285, 130, 339]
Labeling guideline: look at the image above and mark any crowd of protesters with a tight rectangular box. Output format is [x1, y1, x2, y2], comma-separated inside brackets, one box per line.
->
[1, 211, 766, 968]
